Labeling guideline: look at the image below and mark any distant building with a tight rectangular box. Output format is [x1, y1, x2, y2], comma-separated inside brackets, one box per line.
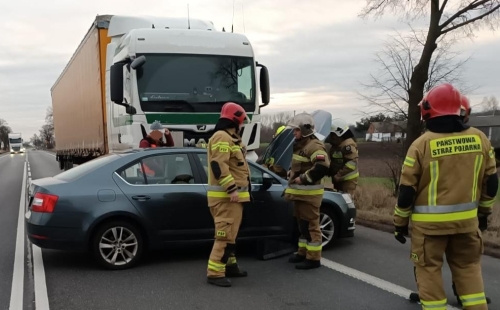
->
[366, 121, 407, 142]
[467, 115, 500, 148]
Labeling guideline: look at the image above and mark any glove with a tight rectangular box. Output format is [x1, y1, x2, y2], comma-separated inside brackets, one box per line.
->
[478, 214, 489, 232]
[394, 225, 409, 244]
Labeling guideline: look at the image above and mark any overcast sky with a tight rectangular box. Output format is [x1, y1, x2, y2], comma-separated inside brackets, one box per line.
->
[1, 0, 499, 140]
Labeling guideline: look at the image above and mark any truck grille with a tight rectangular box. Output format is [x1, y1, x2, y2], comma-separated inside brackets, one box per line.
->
[12, 147, 20, 151]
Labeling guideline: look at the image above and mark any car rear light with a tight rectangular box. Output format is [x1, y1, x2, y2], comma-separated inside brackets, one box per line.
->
[31, 192, 58, 213]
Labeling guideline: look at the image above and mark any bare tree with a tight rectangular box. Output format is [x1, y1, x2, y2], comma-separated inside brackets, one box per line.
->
[0, 119, 12, 151]
[260, 111, 294, 129]
[359, 30, 473, 120]
[360, 0, 500, 153]
[480, 95, 499, 113]
[38, 107, 55, 149]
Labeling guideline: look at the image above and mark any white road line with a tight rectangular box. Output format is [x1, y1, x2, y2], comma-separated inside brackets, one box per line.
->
[33, 245, 50, 309]
[320, 258, 461, 310]
[9, 162, 26, 310]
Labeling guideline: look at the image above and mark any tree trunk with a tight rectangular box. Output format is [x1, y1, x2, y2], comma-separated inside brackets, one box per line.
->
[404, 0, 442, 154]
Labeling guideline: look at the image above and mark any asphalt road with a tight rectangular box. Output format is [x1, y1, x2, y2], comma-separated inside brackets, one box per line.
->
[1, 149, 499, 309]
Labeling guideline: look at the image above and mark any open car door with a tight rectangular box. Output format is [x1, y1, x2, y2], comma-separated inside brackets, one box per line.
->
[258, 110, 333, 174]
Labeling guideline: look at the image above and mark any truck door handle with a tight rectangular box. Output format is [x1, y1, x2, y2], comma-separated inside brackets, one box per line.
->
[132, 195, 151, 201]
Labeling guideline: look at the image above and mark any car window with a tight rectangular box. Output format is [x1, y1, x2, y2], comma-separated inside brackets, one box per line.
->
[143, 154, 195, 184]
[196, 153, 279, 185]
[55, 154, 119, 181]
[118, 162, 146, 184]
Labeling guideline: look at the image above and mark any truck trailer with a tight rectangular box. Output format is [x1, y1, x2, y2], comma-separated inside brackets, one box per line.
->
[8, 133, 24, 154]
[51, 14, 270, 170]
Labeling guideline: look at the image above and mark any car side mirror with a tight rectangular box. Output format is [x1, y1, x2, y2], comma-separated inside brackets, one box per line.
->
[262, 172, 274, 191]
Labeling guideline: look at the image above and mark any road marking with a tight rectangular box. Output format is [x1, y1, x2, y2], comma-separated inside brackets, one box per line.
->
[25, 152, 51, 309]
[9, 162, 26, 310]
[320, 258, 461, 310]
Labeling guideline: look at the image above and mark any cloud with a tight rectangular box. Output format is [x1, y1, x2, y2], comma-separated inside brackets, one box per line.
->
[0, 0, 499, 140]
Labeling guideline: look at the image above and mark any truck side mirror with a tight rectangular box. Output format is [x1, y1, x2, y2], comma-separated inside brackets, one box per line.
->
[257, 63, 270, 108]
[110, 62, 124, 104]
[131, 55, 146, 70]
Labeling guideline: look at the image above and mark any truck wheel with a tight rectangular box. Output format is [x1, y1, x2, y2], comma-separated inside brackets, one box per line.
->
[91, 220, 144, 270]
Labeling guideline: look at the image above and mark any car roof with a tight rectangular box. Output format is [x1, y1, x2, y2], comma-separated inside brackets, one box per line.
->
[110, 147, 206, 156]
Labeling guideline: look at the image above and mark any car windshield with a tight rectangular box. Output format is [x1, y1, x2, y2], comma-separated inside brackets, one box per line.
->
[135, 53, 255, 113]
[54, 154, 119, 181]
[9, 138, 22, 144]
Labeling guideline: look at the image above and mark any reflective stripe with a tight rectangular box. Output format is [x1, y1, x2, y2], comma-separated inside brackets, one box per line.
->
[331, 151, 343, 159]
[420, 298, 447, 310]
[479, 199, 495, 208]
[219, 175, 234, 187]
[288, 184, 324, 190]
[292, 154, 309, 162]
[211, 142, 230, 152]
[208, 260, 226, 272]
[394, 206, 411, 218]
[285, 188, 324, 196]
[404, 156, 415, 167]
[345, 160, 357, 170]
[413, 201, 477, 214]
[298, 239, 307, 248]
[207, 186, 249, 191]
[428, 161, 439, 206]
[472, 155, 483, 201]
[489, 148, 495, 158]
[306, 242, 322, 251]
[411, 208, 477, 222]
[207, 191, 250, 199]
[227, 257, 237, 265]
[460, 292, 487, 307]
[339, 170, 359, 181]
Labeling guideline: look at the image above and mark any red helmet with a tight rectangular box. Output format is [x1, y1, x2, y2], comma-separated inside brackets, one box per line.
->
[420, 83, 462, 120]
[460, 94, 471, 123]
[220, 102, 247, 125]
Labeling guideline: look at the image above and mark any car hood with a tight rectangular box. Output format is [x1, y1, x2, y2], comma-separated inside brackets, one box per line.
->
[259, 110, 333, 171]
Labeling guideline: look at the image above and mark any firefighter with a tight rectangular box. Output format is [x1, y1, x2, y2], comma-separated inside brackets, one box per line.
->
[325, 118, 359, 196]
[284, 112, 330, 270]
[409, 92, 492, 306]
[206, 101, 252, 287]
[394, 83, 497, 310]
[273, 125, 286, 139]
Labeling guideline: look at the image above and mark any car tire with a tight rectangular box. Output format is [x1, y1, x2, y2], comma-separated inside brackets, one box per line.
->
[91, 220, 144, 270]
[320, 206, 339, 249]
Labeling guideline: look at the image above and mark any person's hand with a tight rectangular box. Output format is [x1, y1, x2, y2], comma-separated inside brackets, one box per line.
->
[293, 177, 302, 184]
[394, 225, 409, 244]
[164, 128, 170, 135]
[229, 191, 239, 202]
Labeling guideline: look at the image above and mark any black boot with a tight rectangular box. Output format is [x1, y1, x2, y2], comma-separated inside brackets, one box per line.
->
[207, 277, 232, 287]
[288, 253, 306, 263]
[409, 292, 420, 302]
[295, 259, 321, 270]
[225, 264, 248, 277]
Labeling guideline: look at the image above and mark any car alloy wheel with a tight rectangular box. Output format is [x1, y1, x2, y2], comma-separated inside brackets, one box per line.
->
[92, 221, 144, 270]
[100, 226, 138, 266]
[319, 212, 335, 247]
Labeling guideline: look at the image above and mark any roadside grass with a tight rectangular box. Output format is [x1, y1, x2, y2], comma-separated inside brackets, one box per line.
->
[353, 178, 500, 247]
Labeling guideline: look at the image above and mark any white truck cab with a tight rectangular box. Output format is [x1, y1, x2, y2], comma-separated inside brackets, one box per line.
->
[8, 133, 24, 154]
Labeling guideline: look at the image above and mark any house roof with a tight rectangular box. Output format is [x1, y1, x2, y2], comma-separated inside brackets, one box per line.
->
[370, 121, 406, 132]
[468, 115, 500, 127]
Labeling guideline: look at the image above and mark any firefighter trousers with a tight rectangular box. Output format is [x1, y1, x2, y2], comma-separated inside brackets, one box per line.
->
[207, 202, 243, 278]
[293, 200, 322, 261]
[411, 227, 487, 310]
[333, 180, 357, 197]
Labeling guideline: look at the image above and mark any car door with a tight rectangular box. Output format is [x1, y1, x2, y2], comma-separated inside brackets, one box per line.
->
[113, 152, 212, 242]
[193, 152, 292, 238]
[247, 162, 293, 237]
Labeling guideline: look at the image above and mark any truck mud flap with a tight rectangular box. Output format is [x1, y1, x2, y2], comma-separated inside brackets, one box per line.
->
[255, 238, 295, 261]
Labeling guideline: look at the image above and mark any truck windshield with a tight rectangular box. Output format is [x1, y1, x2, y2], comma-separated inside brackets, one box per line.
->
[9, 138, 22, 144]
[135, 54, 255, 113]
